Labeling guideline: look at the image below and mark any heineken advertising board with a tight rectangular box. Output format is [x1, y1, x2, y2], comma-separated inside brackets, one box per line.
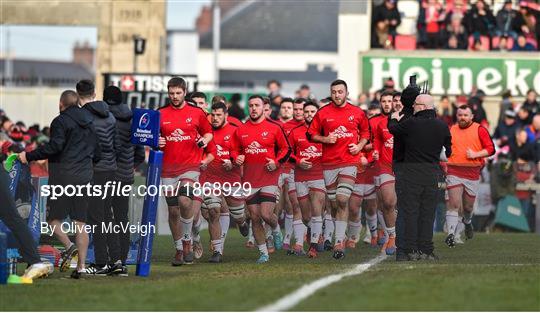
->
[360, 52, 540, 97]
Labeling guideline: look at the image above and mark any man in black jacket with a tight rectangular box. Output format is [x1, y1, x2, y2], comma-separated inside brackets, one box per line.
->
[77, 80, 120, 275]
[389, 94, 451, 261]
[19, 90, 100, 278]
[392, 78, 418, 261]
[103, 86, 145, 275]
[371, 0, 401, 48]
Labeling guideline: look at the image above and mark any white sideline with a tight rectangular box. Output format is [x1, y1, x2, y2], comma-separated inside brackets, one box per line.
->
[256, 254, 388, 312]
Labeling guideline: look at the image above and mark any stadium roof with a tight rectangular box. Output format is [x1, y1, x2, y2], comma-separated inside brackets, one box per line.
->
[0, 58, 94, 86]
[199, 0, 339, 52]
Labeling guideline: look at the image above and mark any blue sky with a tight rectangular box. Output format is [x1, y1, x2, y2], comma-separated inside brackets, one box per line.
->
[0, 0, 210, 62]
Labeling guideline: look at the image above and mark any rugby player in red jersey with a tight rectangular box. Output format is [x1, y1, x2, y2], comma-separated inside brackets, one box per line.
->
[347, 149, 378, 249]
[158, 77, 213, 266]
[202, 102, 250, 262]
[372, 90, 399, 255]
[276, 98, 304, 252]
[288, 101, 326, 257]
[307, 79, 370, 259]
[233, 95, 291, 263]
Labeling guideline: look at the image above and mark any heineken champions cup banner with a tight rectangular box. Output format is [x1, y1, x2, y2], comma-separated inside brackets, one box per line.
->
[360, 53, 540, 97]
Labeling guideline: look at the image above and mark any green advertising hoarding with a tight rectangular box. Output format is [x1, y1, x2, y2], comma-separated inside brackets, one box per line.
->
[360, 52, 540, 97]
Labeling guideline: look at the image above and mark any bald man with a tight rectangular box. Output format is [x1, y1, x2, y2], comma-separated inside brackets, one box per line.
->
[388, 94, 452, 261]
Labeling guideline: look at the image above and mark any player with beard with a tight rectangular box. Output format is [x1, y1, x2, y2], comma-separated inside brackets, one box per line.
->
[372, 90, 399, 255]
[158, 77, 213, 266]
[283, 98, 306, 254]
[203, 102, 250, 262]
[263, 97, 272, 120]
[360, 102, 388, 247]
[393, 91, 403, 113]
[233, 95, 291, 263]
[288, 101, 326, 257]
[445, 104, 494, 247]
[274, 98, 302, 251]
[307, 80, 370, 259]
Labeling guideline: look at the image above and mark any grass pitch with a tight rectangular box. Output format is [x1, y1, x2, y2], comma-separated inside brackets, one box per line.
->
[1, 232, 539, 311]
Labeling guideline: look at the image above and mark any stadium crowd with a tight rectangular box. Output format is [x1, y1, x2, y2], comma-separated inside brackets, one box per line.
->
[371, 0, 540, 51]
[0, 76, 538, 280]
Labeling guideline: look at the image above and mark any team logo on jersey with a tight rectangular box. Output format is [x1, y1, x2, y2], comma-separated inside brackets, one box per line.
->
[299, 145, 322, 158]
[245, 141, 268, 154]
[139, 113, 150, 129]
[384, 136, 394, 149]
[186, 117, 192, 123]
[166, 128, 192, 142]
[216, 144, 229, 157]
[223, 135, 231, 141]
[330, 126, 354, 138]
[348, 115, 354, 122]
[261, 131, 269, 137]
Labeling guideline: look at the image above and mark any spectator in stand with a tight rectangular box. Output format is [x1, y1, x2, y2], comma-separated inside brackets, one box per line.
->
[418, 0, 446, 49]
[523, 89, 539, 114]
[471, 38, 488, 51]
[517, 106, 532, 126]
[270, 94, 282, 120]
[493, 35, 511, 51]
[512, 33, 536, 51]
[379, 77, 396, 94]
[518, 2, 537, 39]
[521, 1, 540, 51]
[498, 90, 514, 125]
[228, 93, 246, 122]
[443, 0, 466, 29]
[443, 14, 469, 50]
[438, 95, 455, 128]
[464, 0, 496, 39]
[357, 92, 370, 110]
[1, 116, 13, 133]
[298, 84, 314, 100]
[494, 110, 519, 148]
[496, 0, 521, 39]
[445, 34, 460, 49]
[525, 114, 540, 143]
[510, 127, 536, 225]
[467, 96, 489, 128]
[370, 90, 382, 107]
[267, 79, 281, 98]
[371, 0, 401, 48]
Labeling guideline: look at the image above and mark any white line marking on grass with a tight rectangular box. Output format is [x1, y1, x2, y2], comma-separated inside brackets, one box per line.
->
[256, 254, 388, 312]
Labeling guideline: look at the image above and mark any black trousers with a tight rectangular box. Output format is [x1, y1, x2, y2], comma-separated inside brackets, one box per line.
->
[88, 172, 120, 265]
[394, 169, 405, 253]
[109, 190, 130, 264]
[0, 169, 41, 265]
[400, 179, 439, 254]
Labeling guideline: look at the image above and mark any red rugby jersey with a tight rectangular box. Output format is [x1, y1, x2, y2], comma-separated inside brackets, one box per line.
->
[204, 122, 242, 184]
[233, 118, 291, 188]
[288, 123, 323, 181]
[159, 103, 213, 178]
[373, 116, 394, 175]
[306, 102, 370, 169]
[277, 119, 303, 172]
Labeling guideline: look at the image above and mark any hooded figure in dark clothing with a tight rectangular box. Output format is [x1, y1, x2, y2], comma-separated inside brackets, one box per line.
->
[391, 76, 420, 261]
[389, 94, 451, 261]
[18, 90, 101, 277]
[103, 86, 145, 270]
[77, 79, 121, 276]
